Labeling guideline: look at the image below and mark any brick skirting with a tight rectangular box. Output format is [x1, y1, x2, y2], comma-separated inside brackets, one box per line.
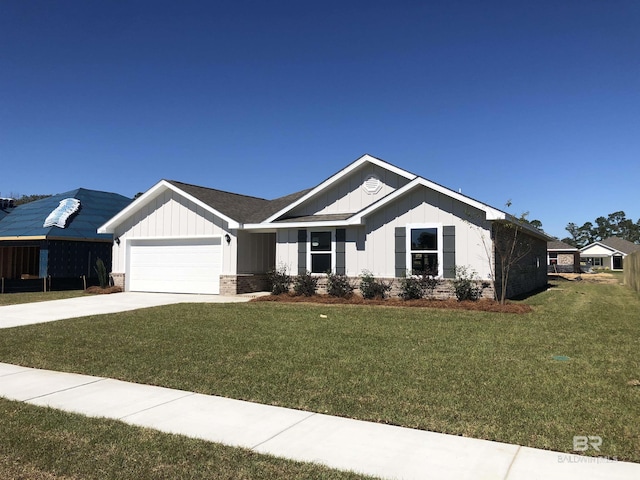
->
[220, 274, 270, 295]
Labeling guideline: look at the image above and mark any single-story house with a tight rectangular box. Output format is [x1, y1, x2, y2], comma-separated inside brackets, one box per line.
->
[98, 154, 549, 299]
[580, 237, 640, 271]
[0, 189, 131, 291]
[547, 240, 580, 273]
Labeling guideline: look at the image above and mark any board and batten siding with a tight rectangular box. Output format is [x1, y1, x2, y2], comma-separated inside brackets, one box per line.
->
[110, 189, 236, 275]
[274, 185, 494, 279]
[288, 164, 412, 217]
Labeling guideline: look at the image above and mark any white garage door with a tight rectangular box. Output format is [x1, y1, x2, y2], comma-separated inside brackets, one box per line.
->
[128, 238, 222, 294]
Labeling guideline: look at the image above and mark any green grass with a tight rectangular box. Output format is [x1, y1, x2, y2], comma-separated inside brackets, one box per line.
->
[0, 398, 374, 480]
[0, 290, 86, 306]
[1, 280, 639, 463]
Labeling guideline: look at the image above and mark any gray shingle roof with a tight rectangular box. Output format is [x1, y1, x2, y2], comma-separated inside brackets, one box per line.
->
[274, 213, 354, 223]
[548, 240, 577, 251]
[600, 237, 640, 254]
[167, 180, 312, 224]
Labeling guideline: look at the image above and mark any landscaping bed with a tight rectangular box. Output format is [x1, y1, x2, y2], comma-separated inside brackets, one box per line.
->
[253, 293, 532, 313]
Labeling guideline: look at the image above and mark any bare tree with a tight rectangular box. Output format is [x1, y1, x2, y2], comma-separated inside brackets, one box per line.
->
[492, 217, 533, 304]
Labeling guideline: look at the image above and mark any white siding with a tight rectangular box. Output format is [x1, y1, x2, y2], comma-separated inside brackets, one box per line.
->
[580, 244, 614, 256]
[110, 189, 235, 275]
[288, 164, 411, 217]
[275, 185, 494, 279]
[275, 229, 299, 273]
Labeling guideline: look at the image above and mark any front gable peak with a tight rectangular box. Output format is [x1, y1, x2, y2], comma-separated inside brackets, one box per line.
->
[263, 154, 417, 223]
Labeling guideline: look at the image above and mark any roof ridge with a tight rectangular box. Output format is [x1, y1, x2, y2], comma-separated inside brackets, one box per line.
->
[167, 180, 270, 202]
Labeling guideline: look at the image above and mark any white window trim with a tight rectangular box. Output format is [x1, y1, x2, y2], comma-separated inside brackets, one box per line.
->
[406, 223, 443, 277]
[307, 229, 336, 275]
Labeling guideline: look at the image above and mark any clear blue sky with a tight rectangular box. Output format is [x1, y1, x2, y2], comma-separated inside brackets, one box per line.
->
[1, 0, 638, 239]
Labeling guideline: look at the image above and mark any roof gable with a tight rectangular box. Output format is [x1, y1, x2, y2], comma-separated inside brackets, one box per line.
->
[262, 154, 417, 223]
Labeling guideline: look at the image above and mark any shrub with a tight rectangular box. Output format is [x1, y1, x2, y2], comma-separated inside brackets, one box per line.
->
[359, 270, 392, 299]
[293, 271, 318, 296]
[326, 272, 355, 298]
[267, 265, 291, 295]
[399, 275, 425, 300]
[452, 266, 482, 301]
[399, 268, 440, 300]
[94, 258, 108, 289]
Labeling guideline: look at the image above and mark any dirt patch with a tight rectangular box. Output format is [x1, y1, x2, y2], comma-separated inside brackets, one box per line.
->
[85, 286, 123, 294]
[252, 294, 532, 314]
[549, 273, 619, 284]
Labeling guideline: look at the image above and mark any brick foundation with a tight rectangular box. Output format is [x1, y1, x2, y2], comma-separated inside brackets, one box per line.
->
[110, 273, 125, 289]
[294, 276, 495, 300]
[220, 274, 270, 295]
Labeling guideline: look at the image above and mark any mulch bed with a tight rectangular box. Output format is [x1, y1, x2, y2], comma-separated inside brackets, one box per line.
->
[85, 286, 123, 295]
[252, 294, 532, 314]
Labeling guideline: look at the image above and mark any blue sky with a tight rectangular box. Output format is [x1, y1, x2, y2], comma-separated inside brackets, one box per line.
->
[1, 0, 638, 239]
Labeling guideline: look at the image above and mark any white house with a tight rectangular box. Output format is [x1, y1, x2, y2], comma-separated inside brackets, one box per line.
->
[580, 237, 640, 271]
[98, 154, 549, 299]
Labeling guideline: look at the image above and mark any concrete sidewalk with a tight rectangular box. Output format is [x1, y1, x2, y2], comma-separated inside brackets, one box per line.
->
[0, 292, 253, 329]
[1, 363, 638, 480]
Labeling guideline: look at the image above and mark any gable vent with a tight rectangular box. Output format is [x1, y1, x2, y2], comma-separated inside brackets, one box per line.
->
[363, 175, 382, 194]
[43, 198, 81, 228]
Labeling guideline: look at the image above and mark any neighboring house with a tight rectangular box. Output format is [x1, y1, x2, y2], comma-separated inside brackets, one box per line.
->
[98, 154, 549, 299]
[0, 189, 131, 291]
[580, 237, 640, 271]
[0, 198, 16, 222]
[547, 240, 580, 273]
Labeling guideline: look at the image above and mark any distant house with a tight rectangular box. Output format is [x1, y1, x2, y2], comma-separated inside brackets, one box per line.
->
[99, 154, 549, 299]
[580, 237, 640, 271]
[0, 189, 131, 291]
[547, 240, 580, 273]
[0, 198, 16, 222]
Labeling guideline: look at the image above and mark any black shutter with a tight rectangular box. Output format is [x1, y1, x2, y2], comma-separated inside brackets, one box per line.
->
[395, 227, 406, 277]
[297, 229, 307, 275]
[336, 228, 346, 275]
[443, 226, 456, 278]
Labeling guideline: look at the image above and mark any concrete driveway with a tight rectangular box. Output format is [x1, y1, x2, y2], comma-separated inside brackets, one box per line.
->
[0, 292, 253, 329]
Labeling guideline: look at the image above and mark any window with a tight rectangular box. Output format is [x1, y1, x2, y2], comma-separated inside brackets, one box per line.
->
[584, 257, 603, 267]
[548, 252, 558, 265]
[407, 225, 442, 276]
[310, 231, 333, 273]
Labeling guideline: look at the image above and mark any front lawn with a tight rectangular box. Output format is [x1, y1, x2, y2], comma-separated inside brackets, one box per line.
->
[0, 398, 373, 480]
[0, 290, 86, 306]
[0, 279, 638, 462]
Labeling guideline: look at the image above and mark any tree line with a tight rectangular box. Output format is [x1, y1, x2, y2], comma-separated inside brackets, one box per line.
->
[562, 211, 640, 248]
[0, 193, 52, 206]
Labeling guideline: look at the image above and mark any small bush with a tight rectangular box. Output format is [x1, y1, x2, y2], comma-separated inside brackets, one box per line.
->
[326, 272, 355, 298]
[293, 271, 318, 296]
[359, 270, 392, 299]
[452, 266, 482, 301]
[399, 268, 440, 300]
[267, 265, 291, 295]
[399, 275, 425, 300]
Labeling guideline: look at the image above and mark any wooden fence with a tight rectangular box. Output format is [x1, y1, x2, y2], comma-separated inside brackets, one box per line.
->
[624, 251, 640, 293]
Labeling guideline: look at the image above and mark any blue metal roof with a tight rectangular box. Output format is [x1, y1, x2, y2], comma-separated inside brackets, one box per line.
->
[0, 188, 131, 240]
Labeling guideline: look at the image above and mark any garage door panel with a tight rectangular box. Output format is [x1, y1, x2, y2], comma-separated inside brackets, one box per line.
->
[128, 238, 221, 294]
